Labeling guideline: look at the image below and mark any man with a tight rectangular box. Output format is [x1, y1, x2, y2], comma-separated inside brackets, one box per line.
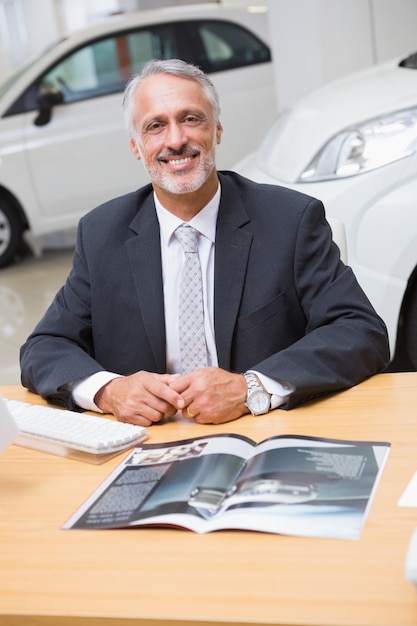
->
[20, 59, 390, 427]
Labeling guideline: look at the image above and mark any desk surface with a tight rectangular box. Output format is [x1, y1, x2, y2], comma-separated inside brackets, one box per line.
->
[1, 374, 417, 626]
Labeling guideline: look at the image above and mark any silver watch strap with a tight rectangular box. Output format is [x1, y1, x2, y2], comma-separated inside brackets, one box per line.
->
[244, 372, 265, 393]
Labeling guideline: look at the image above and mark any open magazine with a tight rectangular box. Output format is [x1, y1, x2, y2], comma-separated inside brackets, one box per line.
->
[63, 433, 390, 539]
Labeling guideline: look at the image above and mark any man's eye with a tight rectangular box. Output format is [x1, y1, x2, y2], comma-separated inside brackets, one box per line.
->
[144, 123, 164, 134]
[183, 116, 201, 125]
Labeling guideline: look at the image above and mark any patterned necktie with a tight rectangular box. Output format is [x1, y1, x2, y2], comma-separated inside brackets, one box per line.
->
[175, 224, 208, 374]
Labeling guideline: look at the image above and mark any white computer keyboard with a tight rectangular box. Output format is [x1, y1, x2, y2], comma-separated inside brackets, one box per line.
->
[6, 398, 148, 462]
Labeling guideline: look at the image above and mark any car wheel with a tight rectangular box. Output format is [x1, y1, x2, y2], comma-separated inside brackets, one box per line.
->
[403, 288, 417, 369]
[0, 198, 24, 268]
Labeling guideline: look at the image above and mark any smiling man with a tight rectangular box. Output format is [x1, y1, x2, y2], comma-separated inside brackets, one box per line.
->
[20, 59, 390, 427]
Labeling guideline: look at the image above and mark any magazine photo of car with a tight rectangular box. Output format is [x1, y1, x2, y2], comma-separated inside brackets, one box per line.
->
[63, 433, 390, 540]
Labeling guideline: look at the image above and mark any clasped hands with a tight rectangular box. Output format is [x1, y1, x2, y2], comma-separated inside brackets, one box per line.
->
[94, 367, 248, 427]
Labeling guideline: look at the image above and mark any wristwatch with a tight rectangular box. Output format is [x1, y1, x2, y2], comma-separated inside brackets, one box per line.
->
[243, 372, 271, 416]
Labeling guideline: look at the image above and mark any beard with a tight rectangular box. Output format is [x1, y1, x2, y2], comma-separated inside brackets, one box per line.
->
[139, 144, 216, 194]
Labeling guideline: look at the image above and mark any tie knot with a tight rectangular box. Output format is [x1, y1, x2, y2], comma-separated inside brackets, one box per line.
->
[176, 224, 199, 253]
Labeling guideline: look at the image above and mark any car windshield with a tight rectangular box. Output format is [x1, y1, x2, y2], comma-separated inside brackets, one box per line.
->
[0, 39, 63, 98]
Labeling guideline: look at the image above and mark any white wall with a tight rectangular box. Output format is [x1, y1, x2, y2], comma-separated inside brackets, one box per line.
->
[0, 0, 29, 75]
[372, 0, 417, 60]
[266, 0, 417, 111]
[24, 0, 59, 55]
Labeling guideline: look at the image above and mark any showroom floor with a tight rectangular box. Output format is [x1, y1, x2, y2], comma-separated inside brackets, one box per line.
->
[0, 239, 411, 388]
[0, 245, 73, 385]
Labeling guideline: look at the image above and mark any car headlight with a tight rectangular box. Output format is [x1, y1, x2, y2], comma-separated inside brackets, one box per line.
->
[299, 107, 417, 182]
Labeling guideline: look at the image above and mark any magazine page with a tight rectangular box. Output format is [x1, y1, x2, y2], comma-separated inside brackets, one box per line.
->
[63, 433, 255, 531]
[202, 435, 390, 539]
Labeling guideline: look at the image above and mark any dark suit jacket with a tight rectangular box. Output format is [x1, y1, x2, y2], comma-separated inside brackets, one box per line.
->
[20, 172, 389, 410]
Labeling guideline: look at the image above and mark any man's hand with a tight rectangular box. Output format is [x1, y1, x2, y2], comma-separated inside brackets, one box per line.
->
[94, 371, 185, 426]
[168, 367, 248, 424]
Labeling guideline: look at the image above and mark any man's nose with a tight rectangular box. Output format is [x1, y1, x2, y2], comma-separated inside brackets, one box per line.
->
[165, 122, 187, 149]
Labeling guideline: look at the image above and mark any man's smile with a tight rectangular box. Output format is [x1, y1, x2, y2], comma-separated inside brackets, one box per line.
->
[158, 150, 200, 172]
[166, 156, 195, 166]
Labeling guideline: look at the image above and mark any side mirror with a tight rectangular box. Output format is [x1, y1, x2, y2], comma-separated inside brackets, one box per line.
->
[34, 86, 64, 127]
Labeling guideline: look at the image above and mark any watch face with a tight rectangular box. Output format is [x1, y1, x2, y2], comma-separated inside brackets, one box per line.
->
[248, 390, 270, 413]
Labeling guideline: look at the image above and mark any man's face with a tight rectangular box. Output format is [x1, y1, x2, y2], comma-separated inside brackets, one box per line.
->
[129, 74, 223, 195]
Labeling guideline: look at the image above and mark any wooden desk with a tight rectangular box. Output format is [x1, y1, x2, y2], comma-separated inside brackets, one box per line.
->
[1, 373, 417, 626]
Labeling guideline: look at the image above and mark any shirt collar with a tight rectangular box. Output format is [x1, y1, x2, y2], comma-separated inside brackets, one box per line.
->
[154, 183, 220, 246]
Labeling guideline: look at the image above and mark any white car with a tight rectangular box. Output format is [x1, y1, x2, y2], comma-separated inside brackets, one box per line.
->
[0, 2, 276, 267]
[235, 51, 417, 368]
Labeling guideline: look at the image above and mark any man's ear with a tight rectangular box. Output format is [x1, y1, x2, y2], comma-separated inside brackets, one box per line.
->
[216, 121, 223, 145]
[129, 137, 141, 160]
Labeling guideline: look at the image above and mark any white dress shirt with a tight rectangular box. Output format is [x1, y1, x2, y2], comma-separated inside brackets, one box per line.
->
[72, 185, 292, 412]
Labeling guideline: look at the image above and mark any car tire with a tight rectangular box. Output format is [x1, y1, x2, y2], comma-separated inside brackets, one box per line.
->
[403, 288, 417, 369]
[0, 198, 24, 268]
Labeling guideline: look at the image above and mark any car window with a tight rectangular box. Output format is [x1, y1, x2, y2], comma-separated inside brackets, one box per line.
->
[39, 24, 179, 103]
[194, 20, 271, 73]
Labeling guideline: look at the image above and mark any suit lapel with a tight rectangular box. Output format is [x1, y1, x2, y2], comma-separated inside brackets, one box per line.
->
[125, 196, 167, 372]
[214, 175, 252, 370]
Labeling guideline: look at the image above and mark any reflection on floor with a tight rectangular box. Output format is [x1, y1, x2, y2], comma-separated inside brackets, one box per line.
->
[0, 247, 73, 385]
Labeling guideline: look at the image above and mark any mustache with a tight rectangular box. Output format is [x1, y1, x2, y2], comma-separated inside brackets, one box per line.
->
[157, 147, 200, 161]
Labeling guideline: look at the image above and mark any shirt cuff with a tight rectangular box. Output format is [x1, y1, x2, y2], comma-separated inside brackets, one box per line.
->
[72, 371, 122, 412]
[249, 371, 295, 409]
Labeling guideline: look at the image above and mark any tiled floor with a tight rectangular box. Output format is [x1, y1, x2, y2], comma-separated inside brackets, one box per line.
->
[0, 245, 74, 385]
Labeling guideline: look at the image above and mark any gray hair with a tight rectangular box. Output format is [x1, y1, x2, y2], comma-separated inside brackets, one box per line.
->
[123, 58, 221, 138]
